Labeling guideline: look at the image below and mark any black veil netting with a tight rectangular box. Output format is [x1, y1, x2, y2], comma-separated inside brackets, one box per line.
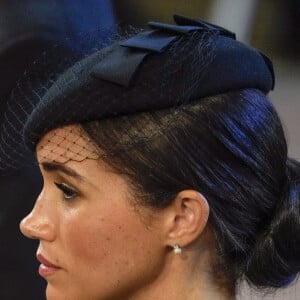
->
[0, 15, 275, 172]
[0, 25, 119, 170]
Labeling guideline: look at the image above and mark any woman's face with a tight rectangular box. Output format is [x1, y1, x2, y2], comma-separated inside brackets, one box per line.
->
[20, 125, 166, 300]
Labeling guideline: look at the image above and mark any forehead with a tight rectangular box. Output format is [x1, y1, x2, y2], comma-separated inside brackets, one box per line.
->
[36, 124, 99, 164]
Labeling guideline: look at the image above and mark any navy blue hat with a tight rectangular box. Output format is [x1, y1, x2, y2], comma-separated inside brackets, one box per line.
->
[24, 15, 275, 150]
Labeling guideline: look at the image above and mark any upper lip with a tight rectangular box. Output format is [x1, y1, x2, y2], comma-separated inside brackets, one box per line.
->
[36, 253, 61, 268]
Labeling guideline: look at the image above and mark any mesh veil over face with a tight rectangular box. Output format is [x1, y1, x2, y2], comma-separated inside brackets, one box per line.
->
[0, 27, 116, 170]
[0, 15, 275, 171]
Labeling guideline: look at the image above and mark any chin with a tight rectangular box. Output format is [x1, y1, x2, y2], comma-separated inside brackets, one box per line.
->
[45, 284, 75, 300]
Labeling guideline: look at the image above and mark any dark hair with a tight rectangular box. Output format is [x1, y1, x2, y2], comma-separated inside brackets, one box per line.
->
[82, 88, 300, 290]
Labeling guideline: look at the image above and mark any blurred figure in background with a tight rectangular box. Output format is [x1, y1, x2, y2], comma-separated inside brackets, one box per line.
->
[277, 0, 300, 57]
[0, 1, 116, 299]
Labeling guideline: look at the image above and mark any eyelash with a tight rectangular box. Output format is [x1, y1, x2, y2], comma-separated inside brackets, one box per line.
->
[54, 182, 78, 200]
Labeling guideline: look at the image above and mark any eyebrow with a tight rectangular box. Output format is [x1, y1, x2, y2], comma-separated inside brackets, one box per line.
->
[41, 162, 86, 181]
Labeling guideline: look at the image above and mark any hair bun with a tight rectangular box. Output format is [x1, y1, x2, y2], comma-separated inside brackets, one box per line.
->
[244, 158, 300, 288]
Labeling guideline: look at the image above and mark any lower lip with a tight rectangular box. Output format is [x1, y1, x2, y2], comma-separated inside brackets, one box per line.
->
[38, 264, 61, 277]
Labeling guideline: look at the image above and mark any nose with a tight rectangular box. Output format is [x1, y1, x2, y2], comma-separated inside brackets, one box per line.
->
[20, 190, 56, 241]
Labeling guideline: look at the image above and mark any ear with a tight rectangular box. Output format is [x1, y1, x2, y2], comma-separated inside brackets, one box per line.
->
[164, 190, 209, 248]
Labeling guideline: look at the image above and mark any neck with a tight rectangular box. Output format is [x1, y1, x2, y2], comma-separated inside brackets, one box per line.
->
[128, 245, 235, 300]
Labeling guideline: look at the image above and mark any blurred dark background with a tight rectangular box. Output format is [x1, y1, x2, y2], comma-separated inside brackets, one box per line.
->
[0, 1, 116, 299]
[0, 1, 299, 299]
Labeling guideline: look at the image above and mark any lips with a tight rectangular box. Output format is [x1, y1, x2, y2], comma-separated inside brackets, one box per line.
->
[37, 253, 62, 277]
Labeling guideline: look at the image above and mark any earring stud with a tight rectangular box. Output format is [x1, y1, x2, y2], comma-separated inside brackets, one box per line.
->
[173, 244, 182, 255]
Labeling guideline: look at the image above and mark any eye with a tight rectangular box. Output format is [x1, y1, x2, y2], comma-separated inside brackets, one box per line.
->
[54, 182, 78, 200]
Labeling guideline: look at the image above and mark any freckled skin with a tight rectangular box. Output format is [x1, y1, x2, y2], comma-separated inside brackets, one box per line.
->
[20, 125, 166, 300]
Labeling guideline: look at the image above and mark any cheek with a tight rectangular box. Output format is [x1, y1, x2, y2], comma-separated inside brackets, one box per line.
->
[63, 210, 157, 273]
[56, 201, 165, 298]
[64, 215, 119, 266]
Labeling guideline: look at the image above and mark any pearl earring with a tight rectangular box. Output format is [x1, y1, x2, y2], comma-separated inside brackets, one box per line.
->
[173, 244, 182, 255]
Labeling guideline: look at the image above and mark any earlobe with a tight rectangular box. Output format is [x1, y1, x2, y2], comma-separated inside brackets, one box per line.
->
[166, 190, 209, 248]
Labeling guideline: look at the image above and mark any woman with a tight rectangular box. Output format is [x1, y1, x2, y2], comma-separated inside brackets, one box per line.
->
[12, 15, 300, 299]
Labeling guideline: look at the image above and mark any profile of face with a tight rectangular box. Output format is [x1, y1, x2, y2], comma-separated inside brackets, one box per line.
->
[20, 123, 213, 300]
[20, 125, 169, 300]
